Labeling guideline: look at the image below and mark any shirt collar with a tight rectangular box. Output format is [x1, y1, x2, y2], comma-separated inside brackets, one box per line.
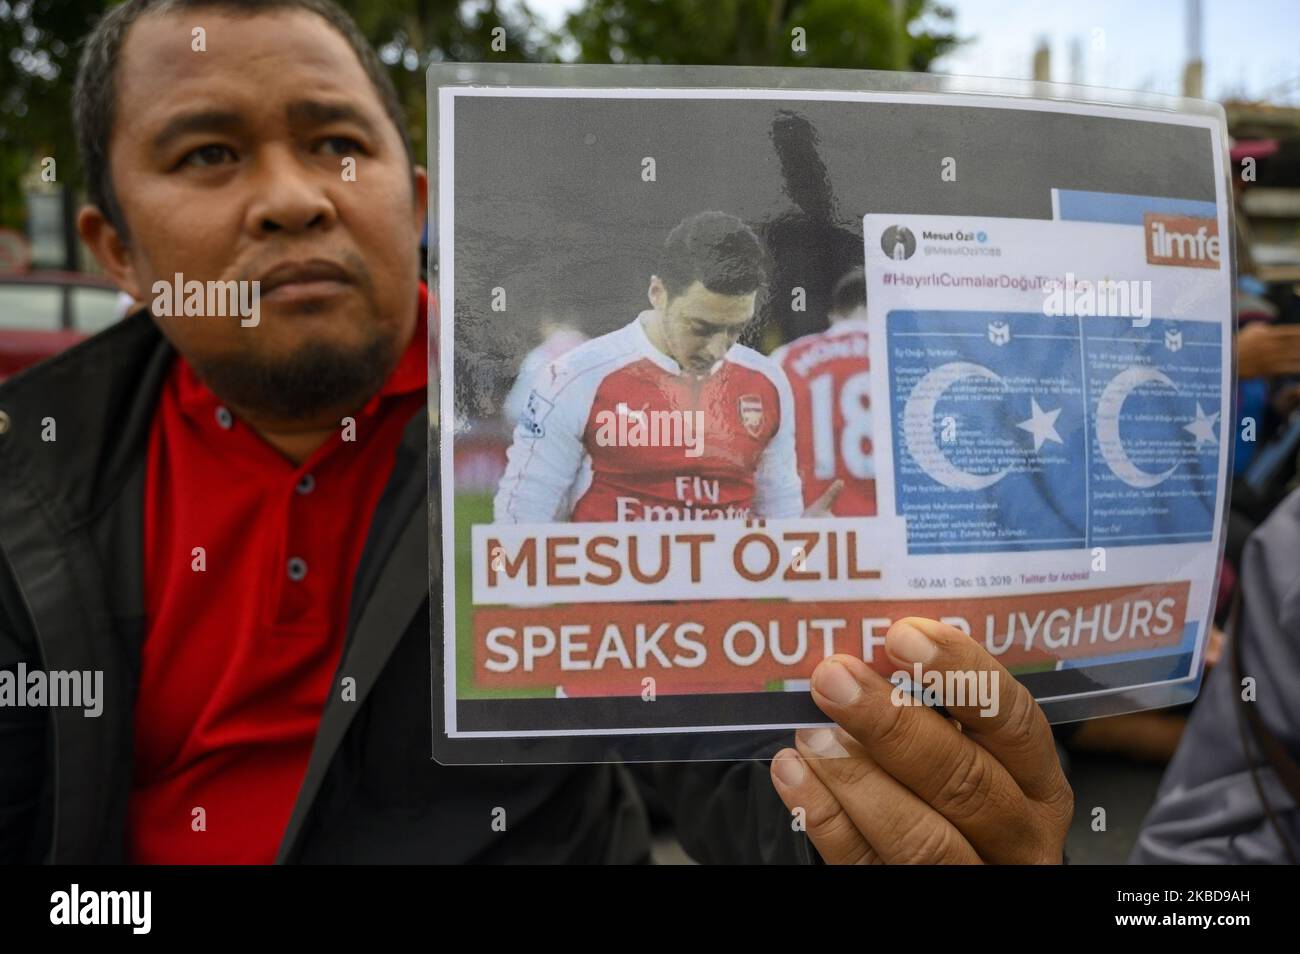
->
[828, 315, 870, 335]
[632, 309, 727, 378]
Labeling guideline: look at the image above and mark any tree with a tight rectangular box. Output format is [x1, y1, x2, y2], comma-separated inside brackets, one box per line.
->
[0, 1, 557, 234]
[564, 0, 962, 71]
[1, 0, 961, 239]
[0, 0, 103, 244]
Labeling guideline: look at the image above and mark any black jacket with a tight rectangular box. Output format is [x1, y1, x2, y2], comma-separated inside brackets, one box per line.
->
[0, 312, 813, 864]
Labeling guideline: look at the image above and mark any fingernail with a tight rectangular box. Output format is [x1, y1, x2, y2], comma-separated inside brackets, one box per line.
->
[772, 750, 807, 786]
[814, 660, 862, 706]
[889, 621, 938, 665]
[797, 727, 850, 759]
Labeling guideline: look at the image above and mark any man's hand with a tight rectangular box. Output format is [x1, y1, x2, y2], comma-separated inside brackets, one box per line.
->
[1238, 321, 1300, 379]
[769, 617, 1073, 864]
[802, 479, 844, 517]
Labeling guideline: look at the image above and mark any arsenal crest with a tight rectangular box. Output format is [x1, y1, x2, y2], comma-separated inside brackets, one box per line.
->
[738, 394, 764, 438]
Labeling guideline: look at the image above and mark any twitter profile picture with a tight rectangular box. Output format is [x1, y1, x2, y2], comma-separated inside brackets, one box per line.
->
[881, 225, 917, 260]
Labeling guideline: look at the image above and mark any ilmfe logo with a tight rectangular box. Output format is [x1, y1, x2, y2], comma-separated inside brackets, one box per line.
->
[1144, 213, 1220, 269]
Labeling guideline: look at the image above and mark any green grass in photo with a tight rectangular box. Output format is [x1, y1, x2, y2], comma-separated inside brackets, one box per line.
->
[453, 491, 554, 700]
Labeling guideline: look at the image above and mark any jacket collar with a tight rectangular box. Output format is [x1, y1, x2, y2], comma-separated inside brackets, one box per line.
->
[0, 281, 434, 530]
[0, 311, 173, 534]
[0, 289, 434, 864]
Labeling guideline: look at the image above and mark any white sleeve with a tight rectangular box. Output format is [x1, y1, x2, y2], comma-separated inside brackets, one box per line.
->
[501, 347, 543, 427]
[493, 358, 592, 524]
[753, 366, 804, 519]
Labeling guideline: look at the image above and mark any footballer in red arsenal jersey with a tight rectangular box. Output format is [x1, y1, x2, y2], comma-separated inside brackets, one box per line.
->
[772, 268, 877, 516]
[495, 212, 818, 524]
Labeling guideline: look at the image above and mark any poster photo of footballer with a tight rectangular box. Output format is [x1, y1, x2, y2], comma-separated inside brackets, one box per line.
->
[493, 210, 844, 527]
[438, 89, 883, 746]
[433, 76, 1229, 756]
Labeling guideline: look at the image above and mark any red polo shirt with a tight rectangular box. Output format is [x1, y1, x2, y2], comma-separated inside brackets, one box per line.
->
[128, 286, 429, 864]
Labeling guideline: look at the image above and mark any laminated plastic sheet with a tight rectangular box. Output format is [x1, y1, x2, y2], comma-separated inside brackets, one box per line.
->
[427, 64, 1235, 764]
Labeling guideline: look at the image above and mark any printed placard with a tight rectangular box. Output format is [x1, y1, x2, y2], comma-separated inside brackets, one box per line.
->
[432, 73, 1232, 757]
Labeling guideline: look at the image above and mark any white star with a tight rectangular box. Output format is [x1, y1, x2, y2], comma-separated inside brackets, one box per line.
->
[1183, 402, 1219, 447]
[1017, 398, 1063, 452]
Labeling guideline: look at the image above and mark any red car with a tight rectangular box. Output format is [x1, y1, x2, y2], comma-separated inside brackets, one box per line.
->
[0, 271, 124, 381]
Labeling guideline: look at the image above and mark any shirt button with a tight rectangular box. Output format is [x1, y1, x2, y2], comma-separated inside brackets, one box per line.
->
[215, 406, 234, 430]
[295, 473, 316, 495]
[287, 556, 308, 582]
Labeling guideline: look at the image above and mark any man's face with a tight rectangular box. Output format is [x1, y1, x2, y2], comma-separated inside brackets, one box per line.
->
[650, 277, 756, 374]
[85, 9, 426, 422]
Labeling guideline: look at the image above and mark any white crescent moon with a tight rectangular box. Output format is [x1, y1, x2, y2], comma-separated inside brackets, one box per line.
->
[902, 361, 1010, 491]
[1095, 366, 1178, 489]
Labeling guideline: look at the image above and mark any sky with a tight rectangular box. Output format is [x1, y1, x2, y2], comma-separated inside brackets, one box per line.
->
[511, 0, 1300, 105]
